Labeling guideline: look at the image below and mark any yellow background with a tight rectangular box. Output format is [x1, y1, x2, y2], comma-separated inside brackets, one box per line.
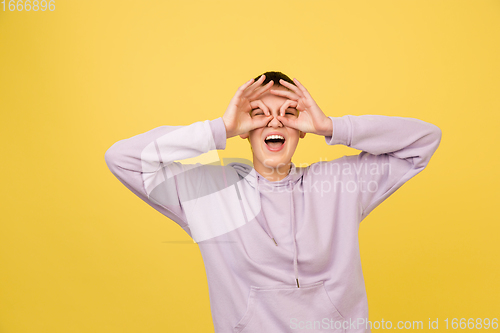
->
[1, 0, 499, 332]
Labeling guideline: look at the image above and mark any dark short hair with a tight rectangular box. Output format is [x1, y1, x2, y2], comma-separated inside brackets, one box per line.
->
[253, 71, 296, 90]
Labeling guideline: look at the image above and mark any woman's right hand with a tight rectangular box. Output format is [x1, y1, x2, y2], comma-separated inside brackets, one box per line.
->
[222, 75, 274, 138]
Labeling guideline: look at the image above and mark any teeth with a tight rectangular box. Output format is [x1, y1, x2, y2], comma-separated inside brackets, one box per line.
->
[265, 134, 285, 141]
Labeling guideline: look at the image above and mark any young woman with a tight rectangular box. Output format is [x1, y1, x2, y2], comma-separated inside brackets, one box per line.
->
[105, 72, 442, 333]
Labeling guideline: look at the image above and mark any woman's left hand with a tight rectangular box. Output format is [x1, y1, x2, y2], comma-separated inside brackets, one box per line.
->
[270, 78, 333, 136]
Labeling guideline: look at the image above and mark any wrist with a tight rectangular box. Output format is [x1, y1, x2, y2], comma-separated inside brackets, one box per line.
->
[208, 117, 228, 150]
[222, 116, 236, 139]
[317, 117, 333, 137]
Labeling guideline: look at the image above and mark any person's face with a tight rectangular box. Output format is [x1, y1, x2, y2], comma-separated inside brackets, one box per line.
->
[240, 85, 306, 172]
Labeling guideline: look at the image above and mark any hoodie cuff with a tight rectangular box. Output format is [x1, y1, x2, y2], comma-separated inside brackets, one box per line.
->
[208, 117, 227, 150]
[324, 116, 352, 146]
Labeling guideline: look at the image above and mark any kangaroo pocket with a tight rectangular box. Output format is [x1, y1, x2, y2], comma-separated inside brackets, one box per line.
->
[233, 281, 345, 333]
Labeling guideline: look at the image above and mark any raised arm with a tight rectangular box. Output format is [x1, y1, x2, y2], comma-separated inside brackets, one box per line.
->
[270, 77, 442, 222]
[324, 114, 442, 221]
[104, 118, 227, 236]
[104, 74, 278, 235]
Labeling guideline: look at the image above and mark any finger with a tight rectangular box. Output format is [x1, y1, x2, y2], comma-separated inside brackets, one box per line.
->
[248, 74, 266, 91]
[250, 99, 271, 116]
[233, 78, 256, 102]
[292, 78, 310, 95]
[246, 76, 271, 99]
[238, 78, 255, 91]
[276, 115, 299, 130]
[279, 99, 299, 117]
[251, 115, 273, 129]
[251, 80, 274, 99]
[277, 79, 304, 98]
[269, 89, 300, 102]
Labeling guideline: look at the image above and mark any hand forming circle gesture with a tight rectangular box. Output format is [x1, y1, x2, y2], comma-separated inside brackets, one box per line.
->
[222, 75, 274, 138]
[270, 78, 332, 137]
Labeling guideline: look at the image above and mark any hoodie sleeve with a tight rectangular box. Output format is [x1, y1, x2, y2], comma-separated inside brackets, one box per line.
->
[104, 117, 227, 236]
[324, 115, 442, 222]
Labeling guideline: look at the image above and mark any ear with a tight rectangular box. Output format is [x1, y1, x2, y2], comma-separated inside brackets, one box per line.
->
[299, 131, 306, 139]
[239, 132, 249, 139]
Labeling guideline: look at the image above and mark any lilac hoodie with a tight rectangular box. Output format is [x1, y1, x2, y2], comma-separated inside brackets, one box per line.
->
[104, 115, 442, 332]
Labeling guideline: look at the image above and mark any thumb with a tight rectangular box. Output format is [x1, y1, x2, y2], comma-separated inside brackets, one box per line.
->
[252, 115, 273, 129]
[276, 116, 297, 130]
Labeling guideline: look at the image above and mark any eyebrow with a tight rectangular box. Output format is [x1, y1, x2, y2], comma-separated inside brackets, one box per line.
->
[251, 107, 297, 111]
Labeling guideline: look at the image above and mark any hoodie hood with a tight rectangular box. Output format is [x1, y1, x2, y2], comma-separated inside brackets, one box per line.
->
[228, 161, 304, 288]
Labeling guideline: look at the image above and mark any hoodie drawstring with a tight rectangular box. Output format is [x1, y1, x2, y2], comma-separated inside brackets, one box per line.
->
[289, 179, 299, 288]
[256, 175, 278, 246]
[255, 174, 300, 288]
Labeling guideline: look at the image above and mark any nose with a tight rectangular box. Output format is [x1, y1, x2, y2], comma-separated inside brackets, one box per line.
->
[267, 113, 284, 128]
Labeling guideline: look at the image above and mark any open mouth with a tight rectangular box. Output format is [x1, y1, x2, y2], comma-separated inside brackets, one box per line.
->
[264, 134, 286, 152]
